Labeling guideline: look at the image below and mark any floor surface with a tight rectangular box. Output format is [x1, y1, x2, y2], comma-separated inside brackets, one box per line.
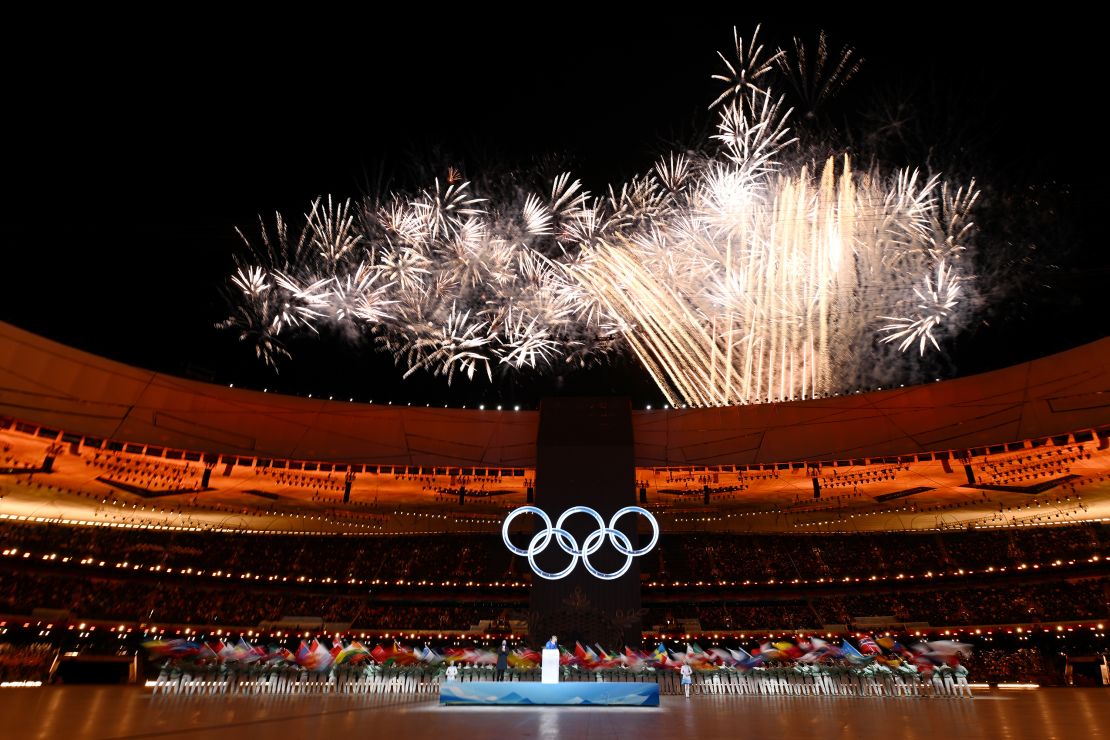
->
[1, 686, 1107, 740]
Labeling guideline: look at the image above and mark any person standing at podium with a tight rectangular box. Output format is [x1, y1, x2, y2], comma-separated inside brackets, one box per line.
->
[541, 636, 560, 684]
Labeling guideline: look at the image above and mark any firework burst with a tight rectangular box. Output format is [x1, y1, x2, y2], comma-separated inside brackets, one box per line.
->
[223, 28, 979, 405]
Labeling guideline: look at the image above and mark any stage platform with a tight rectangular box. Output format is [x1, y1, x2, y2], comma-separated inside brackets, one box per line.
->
[439, 680, 660, 706]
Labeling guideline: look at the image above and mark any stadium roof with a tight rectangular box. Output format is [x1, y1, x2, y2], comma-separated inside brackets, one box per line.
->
[1, 321, 1106, 467]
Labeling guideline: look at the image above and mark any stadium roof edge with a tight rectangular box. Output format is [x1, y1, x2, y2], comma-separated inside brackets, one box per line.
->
[1, 321, 1107, 467]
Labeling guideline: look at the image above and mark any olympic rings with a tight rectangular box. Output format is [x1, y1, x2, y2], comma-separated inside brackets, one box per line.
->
[502, 505, 659, 580]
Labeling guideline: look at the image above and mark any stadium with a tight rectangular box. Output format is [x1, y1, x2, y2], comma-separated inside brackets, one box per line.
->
[4, 14, 1108, 740]
[1, 322, 1107, 733]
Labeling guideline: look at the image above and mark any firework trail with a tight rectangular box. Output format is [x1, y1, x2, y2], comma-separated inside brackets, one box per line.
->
[222, 27, 978, 407]
[775, 30, 864, 118]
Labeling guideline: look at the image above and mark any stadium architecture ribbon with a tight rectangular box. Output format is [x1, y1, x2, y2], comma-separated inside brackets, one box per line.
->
[501, 506, 660, 580]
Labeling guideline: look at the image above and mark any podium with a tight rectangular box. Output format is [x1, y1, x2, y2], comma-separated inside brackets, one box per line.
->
[541, 648, 560, 684]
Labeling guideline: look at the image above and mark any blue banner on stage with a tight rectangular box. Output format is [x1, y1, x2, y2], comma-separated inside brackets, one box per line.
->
[439, 681, 660, 706]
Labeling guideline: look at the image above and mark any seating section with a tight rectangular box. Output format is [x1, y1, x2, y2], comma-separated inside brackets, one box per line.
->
[87, 451, 204, 493]
[975, 445, 1090, 486]
[1, 521, 1106, 632]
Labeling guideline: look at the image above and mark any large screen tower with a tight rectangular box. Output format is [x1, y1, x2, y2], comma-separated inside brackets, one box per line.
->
[525, 397, 642, 647]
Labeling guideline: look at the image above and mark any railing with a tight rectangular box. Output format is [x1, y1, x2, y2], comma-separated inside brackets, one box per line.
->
[147, 664, 975, 698]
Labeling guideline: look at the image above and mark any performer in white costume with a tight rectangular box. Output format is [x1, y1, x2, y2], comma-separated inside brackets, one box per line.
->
[680, 661, 694, 698]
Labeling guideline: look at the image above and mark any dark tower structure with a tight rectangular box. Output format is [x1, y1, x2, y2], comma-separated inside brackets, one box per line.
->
[523, 397, 642, 647]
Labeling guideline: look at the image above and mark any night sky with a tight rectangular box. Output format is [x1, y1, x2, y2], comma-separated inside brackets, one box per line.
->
[6, 14, 1106, 408]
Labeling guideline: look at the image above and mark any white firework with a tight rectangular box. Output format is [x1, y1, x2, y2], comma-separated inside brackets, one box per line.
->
[223, 28, 980, 403]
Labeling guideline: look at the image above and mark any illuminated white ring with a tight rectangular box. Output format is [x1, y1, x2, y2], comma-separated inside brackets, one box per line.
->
[554, 506, 607, 556]
[527, 527, 579, 580]
[501, 506, 552, 557]
[502, 505, 658, 580]
[581, 527, 635, 580]
[609, 506, 659, 556]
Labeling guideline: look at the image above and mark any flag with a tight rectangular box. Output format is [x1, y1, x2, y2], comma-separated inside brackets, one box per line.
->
[509, 648, 540, 668]
[687, 642, 707, 659]
[773, 640, 804, 659]
[197, 642, 220, 663]
[622, 647, 648, 670]
[839, 640, 872, 664]
[336, 641, 371, 665]
[143, 639, 203, 660]
[216, 641, 241, 662]
[420, 645, 444, 664]
[878, 637, 913, 658]
[858, 636, 882, 655]
[237, 637, 263, 664]
[574, 642, 597, 666]
[729, 647, 757, 667]
[798, 637, 839, 663]
[310, 639, 334, 671]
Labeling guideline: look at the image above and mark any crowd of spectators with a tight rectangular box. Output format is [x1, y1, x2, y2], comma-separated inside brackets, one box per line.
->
[3, 564, 1103, 633]
[0, 523, 516, 582]
[2, 522, 1104, 587]
[963, 647, 1056, 684]
[680, 604, 816, 631]
[678, 580, 1109, 629]
[0, 643, 54, 681]
[815, 581, 1108, 626]
[1, 520, 1106, 632]
[655, 524, 1105, 582]
[0, 569, 496, 630]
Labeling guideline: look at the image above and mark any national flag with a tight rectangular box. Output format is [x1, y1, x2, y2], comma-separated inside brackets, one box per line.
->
[218, 639, 246, 663]
[143, 639, 203, 660]
[706, 648, 735, 666]
[797, 637, 839, 663]
[371, 643, 391, 664]
[197, 642, 220, 663]
[729, 647, 757, 667]
[574, 642, 597, 666]
[773, 640, 804, 659]
[236, 637, 263, 664]
[420, 645, 444, 664]
[509, 648, 540, 668]
[310, 639, 334, 671]
[839, 640, 873, 664]
[336, 641, 371, 665]
[757, 642, 784, 660]
[878, 636, 913, 658]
